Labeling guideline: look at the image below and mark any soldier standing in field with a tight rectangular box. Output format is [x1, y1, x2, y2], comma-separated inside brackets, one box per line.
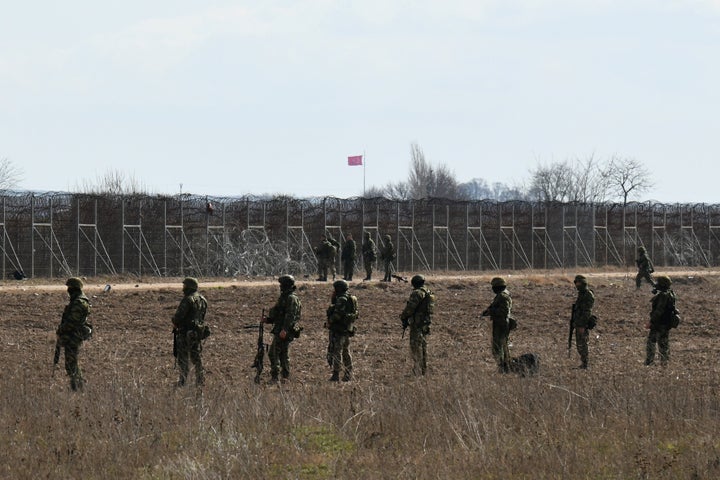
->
[326, 280, 358, 382]
[327, 234, 340, 280]
[636, 246, 655, 290]
[55, 277, 92, 391]
[315, 235, 333, 281]
[481, 277, 512, 373]
[400, 275, 435, 376]
[172, 277, 209, 387]
[341, 234, 356, 281]
[645, 275, 677, 366]
[380, 234, 396, 282]
[361, 231, 377, 281]
[571, 275, 595, 370]
[265, 275, 302, 382]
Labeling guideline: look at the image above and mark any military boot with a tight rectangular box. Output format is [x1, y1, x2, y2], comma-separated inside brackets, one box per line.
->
[342, 371, 352, 382]
[329, 372, 340, 382]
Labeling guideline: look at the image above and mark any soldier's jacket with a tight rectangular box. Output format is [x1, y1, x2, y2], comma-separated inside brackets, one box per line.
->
[362, 238, 377, 261]
[486, 290, 512, 320]
[327, 292, 358, 335]
[57, 293, 91, 342]
[341, 239, 356, 261]
[574, 286, 595, 328]
[173, 291, 208, 332]
[650, 289, 676, 328]
[400, 286, 434, 328]
[380, 242, 395, 262]
[637, 253, 654, 273]
[315, 240, 336, 260]
[268, 290, 302, 336]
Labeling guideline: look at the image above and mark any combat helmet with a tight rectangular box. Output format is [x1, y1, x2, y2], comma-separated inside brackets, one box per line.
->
[278, 274, 296, 289]
[182, 277, 199, 290]
[574, 274, 588, 285]
[333, 279, 349, 292]
[65, 277, 84, 290]
[655, 275, 672, 290]
[638, 246, 646, 253]
[411, 274, 425, 288]
[490, 277, 507, 288]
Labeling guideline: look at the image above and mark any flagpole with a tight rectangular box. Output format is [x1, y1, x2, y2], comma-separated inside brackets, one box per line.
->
[363, 150, 366, 197]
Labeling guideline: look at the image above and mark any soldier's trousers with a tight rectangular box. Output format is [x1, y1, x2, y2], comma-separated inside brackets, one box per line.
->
[363, 258, 373, 279]
[176, 331, 204, 386]
[575, 327, 589, 366]
[636, 271, 654, 289]
[343, 260, 354, 280]
[62, 339, 84, 391]
[646, 326, 670, 364]
[491, 318, 510, 371]
[409, 327, 427, 375]
[383, 260, 393, 281]
[328, 332, 352, 376]
[317, 260, 329, 281]
[269, 335, 292, 378]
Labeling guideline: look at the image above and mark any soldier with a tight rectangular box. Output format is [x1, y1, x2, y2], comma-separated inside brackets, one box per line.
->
[326, 280, 358, 381]
[636, 246, 655, 290]
[379, 234, 396, 282]
[172, 277, 209, 387]
[314, 236, 332, 281]
[572, 274, 595, 369]
[55, 277, 92, 391]
[481, 277, 512, 373]
[327, 234, 340, 281]
[361, 231, 377, 281]
[265, 275, 302, 382]
[400, 275, 435, 376]
[341, 234, 357, 281]
[645, 275, 677, 366]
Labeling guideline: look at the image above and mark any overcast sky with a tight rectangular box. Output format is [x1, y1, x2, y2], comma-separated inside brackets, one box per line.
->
[1, 1, 718, 202]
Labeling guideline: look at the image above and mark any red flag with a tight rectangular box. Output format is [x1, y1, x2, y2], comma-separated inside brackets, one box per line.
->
[347, 155, 363, 166]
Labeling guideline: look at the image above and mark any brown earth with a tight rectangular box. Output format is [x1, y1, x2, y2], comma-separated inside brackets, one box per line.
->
[3, 268, 719, 390]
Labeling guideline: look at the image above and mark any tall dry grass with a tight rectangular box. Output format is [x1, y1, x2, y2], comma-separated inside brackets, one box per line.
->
[2, 363, 718, 479]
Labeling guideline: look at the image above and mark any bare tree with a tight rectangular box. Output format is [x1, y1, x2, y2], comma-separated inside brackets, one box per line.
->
[528, 155, 613, 203]
[74, 169, 149, 195]
[606, 156, 653, 205]
[0, 157, 23, 190]
[528, 160, 575, 202]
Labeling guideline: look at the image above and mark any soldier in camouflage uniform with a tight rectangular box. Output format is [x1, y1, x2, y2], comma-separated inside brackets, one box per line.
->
[315, 236, 335, 281]
[265, 275, 302, 382]
[380, 234, 396, 282]
[341, 234, 356, 281]
[56, 277, 91, 391]
[326, 280, 358, 381]
[361, 231, 377, 281]
[635, 246, 655, 290]
[572, 274, 595, 369]
[645, 275, 677, 366]
[172, 277, 209, 387]
[327, 234, 340, 281]
[400, 275, 434, 376]
[482, 277, 512, 373]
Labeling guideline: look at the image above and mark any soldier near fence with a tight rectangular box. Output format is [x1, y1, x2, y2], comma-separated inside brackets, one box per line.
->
[400, 275, 435, 376]
[314, 236, 335, 281]
[379, 234, 396, 282]
[645, 275, 678, 366]
[361, 231, 377, 281]
[55, 277, 92, 391]
[341, 234, 357, 281]
[635, 246, 655, 290]
[571, 275, 595, 370]
[481, 277, 513, 373]
[326, 280, 358, 382]
[265, 275, 303, 382]
[172, 277, 209, 387]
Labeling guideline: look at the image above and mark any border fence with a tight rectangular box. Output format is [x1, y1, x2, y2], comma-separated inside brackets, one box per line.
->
[2, 191, 719, 279]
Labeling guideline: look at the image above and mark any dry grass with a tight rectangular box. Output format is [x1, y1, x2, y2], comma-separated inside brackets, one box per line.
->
[2, 272, 720, 479]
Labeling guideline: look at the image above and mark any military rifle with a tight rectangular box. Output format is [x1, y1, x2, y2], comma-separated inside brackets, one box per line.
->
[52, 337, 61, 376]
[391, 274, 408, 283]
[568, 304, 576, 358]
[251, 309, 268, 384]
[172, 328, 178, 368]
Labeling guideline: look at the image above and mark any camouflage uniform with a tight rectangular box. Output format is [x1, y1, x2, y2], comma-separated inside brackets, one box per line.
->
[379, 234, 396, 282]
[573, 275, 595, 369]
[315, 236, 336, 281]
[361, 232, 377, 280]
[327, 236, 340, 280]
[326, 280, 358, 381]
[636, 247, 655, 289]
[400, 275, 434, 376]
[172, 277, 208, 387]
[267, 275, 302, 380]
[646, 275, 676, 366]
[341, 235, 357, 281]
[483, 277, 512, 373]
[56, 277, 91, 391]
